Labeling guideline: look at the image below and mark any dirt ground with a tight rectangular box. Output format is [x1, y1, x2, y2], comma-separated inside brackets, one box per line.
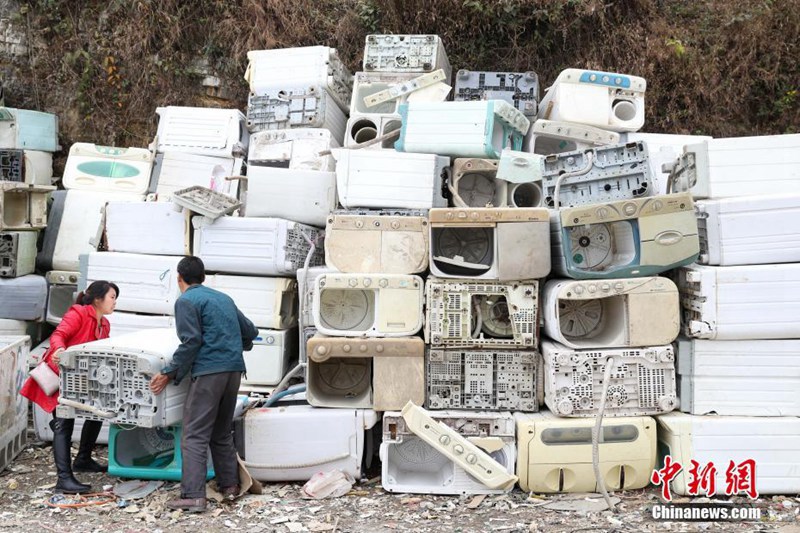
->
[0, 440, 798, 533]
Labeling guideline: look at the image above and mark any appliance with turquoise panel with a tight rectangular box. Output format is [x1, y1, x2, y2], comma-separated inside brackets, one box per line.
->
[550, 192, 699, 279]
[108, 424, 214, 481]
[62, 143, 153, 195]
[0, 108, 59, 152]
[395, 101, 530, 159]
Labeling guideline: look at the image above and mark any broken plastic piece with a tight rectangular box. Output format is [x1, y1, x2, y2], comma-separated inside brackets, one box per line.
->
[400, 402, 518, 490]
[172, 185, 241, 220]
[364, 69, 447, 108]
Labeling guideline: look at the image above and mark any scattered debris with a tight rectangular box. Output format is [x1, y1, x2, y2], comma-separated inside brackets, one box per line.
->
[301, 470, 355, 500]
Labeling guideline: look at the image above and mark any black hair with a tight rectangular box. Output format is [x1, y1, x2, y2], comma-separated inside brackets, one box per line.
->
[76, 280, 120, 306]
[177, 256, 206, 285]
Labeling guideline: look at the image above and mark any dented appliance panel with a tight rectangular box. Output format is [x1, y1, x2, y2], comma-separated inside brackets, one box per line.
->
[543, 277, 680, 349]
[677, 263, 800, 340]
[676, 337, 800, 416]
[325, 211, 429, 274]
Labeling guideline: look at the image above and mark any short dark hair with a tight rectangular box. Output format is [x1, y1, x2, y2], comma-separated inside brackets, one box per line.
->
[77, 280, 119, 305]
[177, 256, 206, 285]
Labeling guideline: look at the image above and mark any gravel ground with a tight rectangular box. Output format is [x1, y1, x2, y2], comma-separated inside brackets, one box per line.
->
[1, 443, 798, 533]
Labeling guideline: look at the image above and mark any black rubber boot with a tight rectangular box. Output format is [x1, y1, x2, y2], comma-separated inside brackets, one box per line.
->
[73, 420, 107, 473]
[50, 417, 91, 494]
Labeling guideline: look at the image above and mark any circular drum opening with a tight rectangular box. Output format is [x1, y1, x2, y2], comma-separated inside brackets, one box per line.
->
[510, 182, 543, 207]
[612, 100, 637, 122]
[350, 119, 378, 144]
[382, 120, 402, 148]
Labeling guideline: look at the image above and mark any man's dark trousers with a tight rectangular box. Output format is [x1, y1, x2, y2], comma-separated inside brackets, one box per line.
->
[181, 371, 241, 498]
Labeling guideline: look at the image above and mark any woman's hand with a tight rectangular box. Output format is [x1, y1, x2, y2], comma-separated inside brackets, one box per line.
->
[50, 348, 65, 365]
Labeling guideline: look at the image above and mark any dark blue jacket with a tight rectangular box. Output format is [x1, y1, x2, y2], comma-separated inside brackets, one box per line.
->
[161, 284, 258, 384]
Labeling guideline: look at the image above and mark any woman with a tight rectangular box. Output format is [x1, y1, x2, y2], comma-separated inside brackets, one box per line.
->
[20, 280, 119, 494]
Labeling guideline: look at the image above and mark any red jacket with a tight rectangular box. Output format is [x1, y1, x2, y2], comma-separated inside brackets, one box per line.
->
[20, 304, 111, 413]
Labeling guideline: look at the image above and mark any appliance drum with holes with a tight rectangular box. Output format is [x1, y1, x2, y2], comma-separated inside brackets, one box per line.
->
[515, 412, 656, 493]
[454, 70, 539, 116]
[677, 263, 800, 340]
[205, 274, 297, 329]
[537, 69, 646, 132]
[55, 329, 186, 427]
[425, 278, 539, 349]
[656, 412, 800, 496]
[666, 134, 800, 199]
[312, 273, 424, 337]
[550, 192, 699, 279]
[449, 158, 506, 208]
[62, 143, 153, 194]
[152, 106, 248, 158]
[540, 141, 654, 209]
[426, 349, 538, 411]
[429, 208, 551, 280]
[333, 149, 449, 210]
[234, 405, 380, 482]
[694, 193, 800, 266]
[542, 341, 678, 417]
[81, 252, 182, 315]
[248, 128, 338, 171]
[193, 216, 325, 276]
[676, 337, 800, 416]
[344, 113, 405, 149]
[306, 335, 425, 410]
[542, 276, 680, 349]
[395, 101, 530, 158]
[381, 410, 515, 495]
[324, 211, 429, 274]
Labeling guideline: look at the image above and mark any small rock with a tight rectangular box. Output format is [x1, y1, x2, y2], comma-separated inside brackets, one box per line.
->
[285, 523, 304, 533]
[7, 479, 18, 490]
[124, 504, 140, 514]
[782, 500, 795, 509]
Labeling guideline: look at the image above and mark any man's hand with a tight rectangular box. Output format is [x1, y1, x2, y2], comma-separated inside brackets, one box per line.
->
[149, 373, 170, 395]
[50, 348, 65, 365]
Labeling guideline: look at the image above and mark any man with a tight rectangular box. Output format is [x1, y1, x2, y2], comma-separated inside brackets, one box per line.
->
[149, 256, 258, 513]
